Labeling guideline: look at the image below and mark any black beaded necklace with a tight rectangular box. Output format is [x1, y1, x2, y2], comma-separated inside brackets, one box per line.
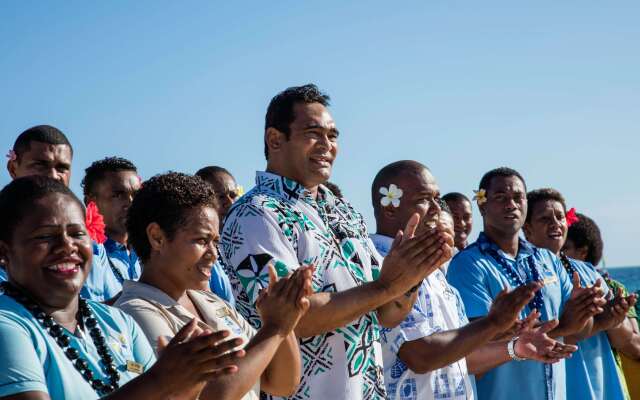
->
[559, 252, 577, 277]
[1, 282, 121, 396]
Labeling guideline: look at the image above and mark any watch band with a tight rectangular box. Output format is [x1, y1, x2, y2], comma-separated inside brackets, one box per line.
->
[507, 337, 526, 361]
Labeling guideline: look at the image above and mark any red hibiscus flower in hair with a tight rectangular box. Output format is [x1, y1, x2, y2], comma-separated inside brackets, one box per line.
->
[566, 208, 579, 227]
[85, 201, 107, 244]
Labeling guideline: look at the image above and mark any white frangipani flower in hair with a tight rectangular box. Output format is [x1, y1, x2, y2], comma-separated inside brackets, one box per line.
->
[379, 184, 403, 208]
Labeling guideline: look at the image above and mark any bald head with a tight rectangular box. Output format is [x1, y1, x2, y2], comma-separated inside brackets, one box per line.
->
[371, 160, 441, 236]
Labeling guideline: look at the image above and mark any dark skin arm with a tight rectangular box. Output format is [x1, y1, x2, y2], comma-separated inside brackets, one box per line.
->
[397, 282, 540, 374]
[201, 265, 312, 399]
[295, 215, 451, 338]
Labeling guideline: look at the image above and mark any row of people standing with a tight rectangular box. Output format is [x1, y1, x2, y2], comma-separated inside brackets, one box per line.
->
[1, 83, 639, 400]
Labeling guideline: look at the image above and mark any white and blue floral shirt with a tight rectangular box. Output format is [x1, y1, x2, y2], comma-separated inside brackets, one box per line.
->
[220, 172, 386, 400]
[371, 234, 476, 400]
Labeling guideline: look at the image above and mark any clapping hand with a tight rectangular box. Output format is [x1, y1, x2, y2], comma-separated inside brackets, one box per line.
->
[487, 281, 542, 332]
[557, 272, 606, 336]
[378, 213, 454, 297]
[152, 319, 246, 398]
[513, 314, 578, 363]
[595, 287, 638, 331]
[256, 263, 314, 335]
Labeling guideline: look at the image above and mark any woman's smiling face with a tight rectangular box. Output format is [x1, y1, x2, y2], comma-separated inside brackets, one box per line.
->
[2, 193, 92, 306]
[151, 206, 220, 290]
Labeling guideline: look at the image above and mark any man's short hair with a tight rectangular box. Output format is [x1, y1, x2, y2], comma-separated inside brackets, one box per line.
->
[478, 167, 526, 192]
[525, 188, 566, 222]
[13, 125, 73, 160]
[442, 192, 471, 205]
[195, 166, 232, 183]
[81, 157, 138, 198]
[264, 84, 331, 159]
[567, 213, 604, 266]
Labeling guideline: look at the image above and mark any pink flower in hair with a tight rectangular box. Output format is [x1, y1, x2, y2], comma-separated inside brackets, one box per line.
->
[6, 150, 16, 161]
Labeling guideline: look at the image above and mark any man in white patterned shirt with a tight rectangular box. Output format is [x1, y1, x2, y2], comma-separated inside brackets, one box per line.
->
[220, 85, 454, 399]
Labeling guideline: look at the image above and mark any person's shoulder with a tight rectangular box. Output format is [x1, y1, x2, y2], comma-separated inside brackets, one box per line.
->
[224, 188, 283, 223]
[449, 242, 484, 268]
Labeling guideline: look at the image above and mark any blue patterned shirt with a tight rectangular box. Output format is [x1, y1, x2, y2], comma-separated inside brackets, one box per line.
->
[372, 234, 476, 400]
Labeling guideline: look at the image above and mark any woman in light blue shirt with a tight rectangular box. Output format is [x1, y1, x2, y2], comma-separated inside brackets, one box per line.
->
[0, 176, 243, 400]
[524, 188, 634, 400]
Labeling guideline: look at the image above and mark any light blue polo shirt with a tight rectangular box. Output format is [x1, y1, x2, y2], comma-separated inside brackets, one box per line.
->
[0, 292, 155, 399]
[82, 239, 142, 302]
[210, 260, 235, 306]
[564, 257, 624, 400]
[0, 267, 6, 282]
[447, 232, 573, 400]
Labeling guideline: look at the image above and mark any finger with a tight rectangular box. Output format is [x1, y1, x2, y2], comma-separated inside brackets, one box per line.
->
[268, 264, 278, 289]
[201, 365, 239, 380]
[157, 336, 170, 355]
[571, 272, 582, 290]
[187, 330, 234, 353]
[199, 348, 246, 366]
[170, 318, 199, 345]
[523, 310, 541, 329]
[401, 231, 443, 260]
[537, 319, 559, 334]
[390, 230, 404, 251]
[198, 337, 245, 357]
[407, 236, 445, 264]
[403, 213, 420, 240]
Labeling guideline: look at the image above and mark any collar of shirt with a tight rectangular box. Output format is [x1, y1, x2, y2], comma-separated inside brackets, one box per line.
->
[254, 171, 336, 206]
[476, 231, 536, 263]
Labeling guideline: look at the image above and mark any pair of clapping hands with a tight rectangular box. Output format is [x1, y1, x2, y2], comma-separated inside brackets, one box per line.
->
[150, 264, 314, 397]
[378, 213, 455, 298]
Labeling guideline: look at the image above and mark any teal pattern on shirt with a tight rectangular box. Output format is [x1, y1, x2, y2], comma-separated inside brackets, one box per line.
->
[220, 171, 386, 400]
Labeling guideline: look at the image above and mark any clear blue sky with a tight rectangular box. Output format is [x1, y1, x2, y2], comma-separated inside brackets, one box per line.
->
[1, 2, 638, 267]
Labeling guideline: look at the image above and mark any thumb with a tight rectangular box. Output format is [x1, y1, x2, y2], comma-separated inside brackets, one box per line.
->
[391, 230, 404, 249]
[156, 336, 169, 355]
[268, 263, 278, 289]
[571, 272, 581, 289]
[403, 213, 420, 239]
[170, 318, 198, 345]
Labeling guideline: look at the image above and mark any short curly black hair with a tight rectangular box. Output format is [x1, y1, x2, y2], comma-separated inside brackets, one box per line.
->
[567, 212, 603, 266]
[526, 188, 567, 222]
[0, 176, 83, 243]
[13, 125, 73, 161]
[264, 83, 331, 160]
[81, 157, 138, 198]
[478, 167, 526, 193]
[126, 172, 218, 262]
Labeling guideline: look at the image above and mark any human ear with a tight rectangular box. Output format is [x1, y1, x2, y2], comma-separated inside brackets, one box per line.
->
[7, 160, 17, 179]
[146, 223, 167, 253]
[0, 241, 11, 270]
[576, 246, 589, 261]
[265, 127, 287, 155]
[522, 222, 532, 239]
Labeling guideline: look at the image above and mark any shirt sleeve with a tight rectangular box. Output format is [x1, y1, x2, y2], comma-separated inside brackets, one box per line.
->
[447, 252, 493, 318]
[0, 317, 49, 397]
[117, 301, 176, 356]
[81, 242, 121, 302]
[124, 312, 157, 370]
[220, 204, 301, 305]
[383, 282, 445, 355]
